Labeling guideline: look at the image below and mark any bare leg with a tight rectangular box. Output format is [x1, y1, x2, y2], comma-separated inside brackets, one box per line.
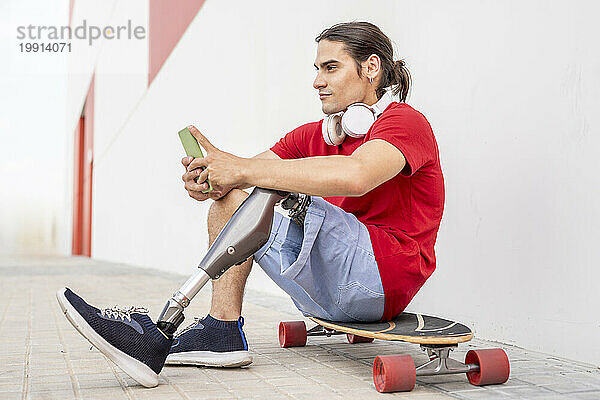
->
[207, 189, 252, 320]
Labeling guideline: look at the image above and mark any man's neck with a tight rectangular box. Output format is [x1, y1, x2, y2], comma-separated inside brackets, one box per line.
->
[362, 91, 379, 106]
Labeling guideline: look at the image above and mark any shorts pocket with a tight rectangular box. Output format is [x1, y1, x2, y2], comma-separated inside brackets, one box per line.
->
[281, 207, 325, 280]
[336, 281, 384, 322]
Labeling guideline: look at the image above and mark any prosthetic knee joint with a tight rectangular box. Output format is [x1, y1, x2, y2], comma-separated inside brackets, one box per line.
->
[156, 187, 312, 336]
[280, 192, 311, 226]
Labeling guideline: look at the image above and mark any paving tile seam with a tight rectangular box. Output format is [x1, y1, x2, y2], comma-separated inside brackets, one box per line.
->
[279, 346, 376, 393]
[300, 341, 372, 367]
[167, 366, 264, 399]
[21, 289, 32, 400]
[160, 375, 191, 400]
[539, 386, 600, 395]
[250, 351, 346, 394]
[48, 282, 83, 399]
[0, 289, 14, 337]
[198, 367, 295, 400]
[104, 355, 137, 400]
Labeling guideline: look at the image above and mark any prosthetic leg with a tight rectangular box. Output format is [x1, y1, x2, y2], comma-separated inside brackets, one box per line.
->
[157, 187, 311, 336]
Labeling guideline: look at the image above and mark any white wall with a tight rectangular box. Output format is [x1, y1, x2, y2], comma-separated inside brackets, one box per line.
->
[402, 1, 600, 366]
[69, 0, 599, 365]
[0, 0, 69, 255]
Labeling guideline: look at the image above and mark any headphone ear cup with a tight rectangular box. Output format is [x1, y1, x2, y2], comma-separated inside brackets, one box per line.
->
[342, 104, 376, 138]
[322, 114, 345, 146]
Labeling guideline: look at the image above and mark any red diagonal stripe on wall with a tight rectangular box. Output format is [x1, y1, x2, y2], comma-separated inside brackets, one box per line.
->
[69, 0, 74, 26]
[149, 0, 206, 86]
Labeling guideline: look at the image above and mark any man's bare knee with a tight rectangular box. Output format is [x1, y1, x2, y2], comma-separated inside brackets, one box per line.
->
[217, 188, 249, 205]
[209, 189, 248, 216]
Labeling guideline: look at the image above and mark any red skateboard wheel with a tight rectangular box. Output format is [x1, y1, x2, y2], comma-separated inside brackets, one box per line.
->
[373, 355, 416, 392]
[465, 348, 510, 386]
[278, 321, 307, 348]
[347, 334, 374, 344]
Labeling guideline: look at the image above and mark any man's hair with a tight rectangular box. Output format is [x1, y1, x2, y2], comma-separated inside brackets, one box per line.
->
[315, 21, 411, 102]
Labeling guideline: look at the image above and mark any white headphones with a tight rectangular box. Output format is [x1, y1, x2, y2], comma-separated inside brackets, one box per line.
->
[321, 92, 393, 146]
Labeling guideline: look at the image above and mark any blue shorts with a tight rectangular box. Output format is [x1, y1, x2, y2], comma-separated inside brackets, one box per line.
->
[253, 197, 384, 322]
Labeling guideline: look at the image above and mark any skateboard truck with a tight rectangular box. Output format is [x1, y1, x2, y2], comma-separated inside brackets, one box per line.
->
[417, 344, 479, 376]
[306, 325, 344, 337]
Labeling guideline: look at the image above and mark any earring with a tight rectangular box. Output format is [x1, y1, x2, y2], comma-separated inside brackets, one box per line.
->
[368, 77, 373, 85]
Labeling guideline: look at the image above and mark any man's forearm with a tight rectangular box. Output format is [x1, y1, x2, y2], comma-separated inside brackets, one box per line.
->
[242, 155, 364, 197]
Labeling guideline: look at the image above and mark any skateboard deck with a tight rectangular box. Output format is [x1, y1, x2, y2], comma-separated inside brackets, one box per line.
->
[309, 312, 473, 345]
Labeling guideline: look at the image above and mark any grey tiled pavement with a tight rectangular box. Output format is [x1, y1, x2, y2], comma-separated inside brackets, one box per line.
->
[1, 256, 599, 399]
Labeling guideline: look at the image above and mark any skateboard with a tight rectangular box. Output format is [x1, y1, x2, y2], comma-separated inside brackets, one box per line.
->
[278, 313, 510, 393]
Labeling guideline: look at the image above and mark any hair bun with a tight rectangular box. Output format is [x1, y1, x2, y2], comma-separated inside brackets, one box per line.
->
[395, 59, 405, 68]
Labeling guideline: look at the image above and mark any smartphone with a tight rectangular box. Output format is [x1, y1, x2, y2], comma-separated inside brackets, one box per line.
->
[178, 127, 213, 193]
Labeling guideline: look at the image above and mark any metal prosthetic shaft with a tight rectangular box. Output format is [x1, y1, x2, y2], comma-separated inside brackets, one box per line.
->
[157, 187, 289, 336]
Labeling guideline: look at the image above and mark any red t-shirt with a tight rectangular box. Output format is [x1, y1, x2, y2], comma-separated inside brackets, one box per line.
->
[270, 103, 445, 320]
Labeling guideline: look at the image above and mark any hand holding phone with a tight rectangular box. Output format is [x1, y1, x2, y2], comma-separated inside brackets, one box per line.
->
[178, 127, 213, 193]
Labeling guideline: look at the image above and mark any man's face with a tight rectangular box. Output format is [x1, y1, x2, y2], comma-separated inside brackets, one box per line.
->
[313, 40, 372, 114]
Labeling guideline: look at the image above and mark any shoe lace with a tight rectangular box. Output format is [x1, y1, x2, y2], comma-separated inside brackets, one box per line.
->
[99, 306, 148, 322]
[175, 317, 201, 336]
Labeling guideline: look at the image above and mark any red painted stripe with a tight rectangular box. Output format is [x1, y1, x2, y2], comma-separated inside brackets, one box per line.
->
[72, 117, 84, 255]
[148, 0, 206, 85]
[82, 75, 94, 257]
[72, 75, 94, 256]
[69, 0, 74, 26]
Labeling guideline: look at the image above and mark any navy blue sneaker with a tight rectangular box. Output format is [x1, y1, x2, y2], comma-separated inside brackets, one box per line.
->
[166, 314, 252, 367]
[56, 287, 172, 387]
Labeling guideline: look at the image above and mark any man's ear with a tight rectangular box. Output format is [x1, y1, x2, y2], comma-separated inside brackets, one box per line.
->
[364, 53, 382, 80]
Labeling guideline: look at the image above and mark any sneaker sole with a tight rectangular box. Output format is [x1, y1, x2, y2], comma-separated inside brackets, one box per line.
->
[165, 351, 252, 367]
[56, 288, 159, 388]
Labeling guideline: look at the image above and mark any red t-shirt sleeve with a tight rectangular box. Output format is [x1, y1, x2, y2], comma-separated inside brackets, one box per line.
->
[270, 122, 315, 159]
[367, 106, 436, 177]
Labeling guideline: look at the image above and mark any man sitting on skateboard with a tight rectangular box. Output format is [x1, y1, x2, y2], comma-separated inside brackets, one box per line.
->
[57, 21, 444, 386]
